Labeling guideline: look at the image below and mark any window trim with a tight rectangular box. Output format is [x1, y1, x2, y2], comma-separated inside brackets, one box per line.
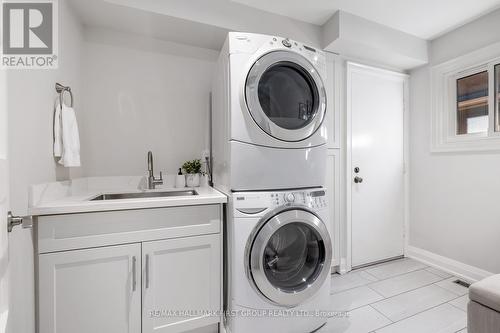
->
[494, 64, 500, 133]
[450, 66, 489, 139]
[431, 43, 500, 152]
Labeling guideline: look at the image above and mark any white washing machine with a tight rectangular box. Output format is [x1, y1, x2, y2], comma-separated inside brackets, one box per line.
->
[225, 188, 332, 333]
[212, 32, 328, 192]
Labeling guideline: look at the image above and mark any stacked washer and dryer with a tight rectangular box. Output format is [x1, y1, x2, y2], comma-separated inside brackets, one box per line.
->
[211, 32, 332, 333]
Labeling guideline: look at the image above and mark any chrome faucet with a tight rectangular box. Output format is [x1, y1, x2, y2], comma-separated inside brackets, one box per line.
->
[147, 151, 163, 189]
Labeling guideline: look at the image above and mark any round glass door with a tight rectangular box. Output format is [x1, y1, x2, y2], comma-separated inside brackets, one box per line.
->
[248, 209, 332, 306]
[246, 51, 327, 142]
[258, 62, 318, 130]
[264, 222, 324, 291]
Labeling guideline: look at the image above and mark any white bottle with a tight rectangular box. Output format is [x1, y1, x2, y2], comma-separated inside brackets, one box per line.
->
[200, 174, 209, 187]
[175, 168, 186, 188]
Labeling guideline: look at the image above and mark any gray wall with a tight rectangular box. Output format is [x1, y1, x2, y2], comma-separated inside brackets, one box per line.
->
[79, 28, 217, 177]
[7, 2, 83, 332]
[409, 8, 500, 274]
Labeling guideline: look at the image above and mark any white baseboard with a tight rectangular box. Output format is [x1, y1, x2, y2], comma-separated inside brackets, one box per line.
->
[406, 246, 494, 283]
[338, 258, 349, 275]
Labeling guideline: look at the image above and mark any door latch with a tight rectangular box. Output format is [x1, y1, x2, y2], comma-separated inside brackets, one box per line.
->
[7, 211, 32, 232]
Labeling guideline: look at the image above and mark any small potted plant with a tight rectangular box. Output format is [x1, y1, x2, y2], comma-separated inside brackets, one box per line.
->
[182, 159, 202, 187]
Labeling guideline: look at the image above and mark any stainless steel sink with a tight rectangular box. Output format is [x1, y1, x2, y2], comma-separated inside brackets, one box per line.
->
[90, 190, 198, 201]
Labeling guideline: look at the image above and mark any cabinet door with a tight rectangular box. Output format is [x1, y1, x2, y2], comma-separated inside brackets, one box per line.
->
[39, 244, 141, 333]
[325, 52, 341, 149]
[142, 234, 221, 333]
[326, 149, 341, 268]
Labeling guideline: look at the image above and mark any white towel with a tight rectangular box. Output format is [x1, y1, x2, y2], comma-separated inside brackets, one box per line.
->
[53, 101, 81, 167]
[53, 100, 62, 157]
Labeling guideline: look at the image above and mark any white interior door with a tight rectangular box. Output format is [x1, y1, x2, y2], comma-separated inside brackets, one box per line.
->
[0, 68, 10, 332]
[348, 63, 406, 268]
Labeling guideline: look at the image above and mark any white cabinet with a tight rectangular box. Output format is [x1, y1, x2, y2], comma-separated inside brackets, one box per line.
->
[39, 243, 142, 333]
[36, 204, 223, 333]
[325, 52, 343, 271]
[142, 235, 221, 333]
[325, 52, 341, 149]
[326, 149, 341, 268]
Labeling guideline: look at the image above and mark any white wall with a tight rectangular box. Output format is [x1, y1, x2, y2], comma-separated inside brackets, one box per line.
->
[323, 11, 428, 71]
[430, 8, 500, 65]
[0, 55, 9, 333]
[7, 1, 84, 332]
[79, 28, 218, 177]
[409, 8, 500, 274]
[79, 0, 323, 48]
[8, 1, 84, 215]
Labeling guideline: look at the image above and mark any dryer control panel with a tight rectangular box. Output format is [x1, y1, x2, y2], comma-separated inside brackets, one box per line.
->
[228, 32, 326, 75]
[233, 188, 327, 215]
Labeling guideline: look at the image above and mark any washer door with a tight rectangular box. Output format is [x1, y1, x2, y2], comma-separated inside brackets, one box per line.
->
[248, 209, 332, 307]
[245, 51, 327, 142]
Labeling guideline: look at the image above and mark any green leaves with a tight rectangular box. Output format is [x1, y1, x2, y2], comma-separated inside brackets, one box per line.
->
[182, 159, 202, 174]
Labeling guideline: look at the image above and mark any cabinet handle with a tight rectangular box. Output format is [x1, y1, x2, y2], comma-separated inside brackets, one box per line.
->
[132, 256, 137, 292]
[145, 254, 150, 289]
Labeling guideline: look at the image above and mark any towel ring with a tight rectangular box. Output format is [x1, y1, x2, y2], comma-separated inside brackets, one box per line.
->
[55, 82, 74, 109]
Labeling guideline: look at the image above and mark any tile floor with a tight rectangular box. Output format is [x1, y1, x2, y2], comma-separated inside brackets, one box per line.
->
[320, 258, 469, 333]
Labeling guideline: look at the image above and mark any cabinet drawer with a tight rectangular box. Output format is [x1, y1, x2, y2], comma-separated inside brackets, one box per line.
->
[37, 205, 221, 253]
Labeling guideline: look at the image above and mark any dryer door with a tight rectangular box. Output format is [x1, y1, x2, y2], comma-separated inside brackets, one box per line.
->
[247, 208, 332, 307]
[246, 51, 327, 142]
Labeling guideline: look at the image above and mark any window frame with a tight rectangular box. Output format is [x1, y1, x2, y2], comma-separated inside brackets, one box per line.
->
[450, 65, 489, 138]
[495, 64, 500, 133]
[431, 43, 500, 152]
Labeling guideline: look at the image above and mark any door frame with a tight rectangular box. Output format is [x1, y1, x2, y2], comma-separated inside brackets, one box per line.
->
[345, 62, 410, 272]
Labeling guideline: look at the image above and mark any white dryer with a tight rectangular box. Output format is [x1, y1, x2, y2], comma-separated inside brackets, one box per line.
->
[212, 32, 328, 192]
[225, 188, 332, 333]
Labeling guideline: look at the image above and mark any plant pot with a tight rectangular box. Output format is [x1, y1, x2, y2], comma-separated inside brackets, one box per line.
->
[185, 173, 200, 187]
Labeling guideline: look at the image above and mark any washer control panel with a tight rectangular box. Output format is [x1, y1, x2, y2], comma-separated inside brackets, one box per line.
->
[270, 190, 326, 209]
[234, 188, 327, 214]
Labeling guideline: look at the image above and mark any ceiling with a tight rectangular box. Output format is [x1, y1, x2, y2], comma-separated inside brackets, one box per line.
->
[81, 0, 323, 49]
[98, 0, 500, 40]
[71, 0, 500, 69]
[231, 0, 500, 39]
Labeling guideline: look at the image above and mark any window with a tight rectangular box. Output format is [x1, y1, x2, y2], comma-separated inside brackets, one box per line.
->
[431, 43, 500, 152]
[456, 71, 488, 135]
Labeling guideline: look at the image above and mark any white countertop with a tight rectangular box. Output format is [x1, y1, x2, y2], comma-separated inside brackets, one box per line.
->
[28, 176, 227, 216]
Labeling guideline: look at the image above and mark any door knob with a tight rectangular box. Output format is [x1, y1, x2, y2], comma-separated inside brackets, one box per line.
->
[354, 176, 363, 184]
[7, 211, 32, 232]
[7, 211, 23, 232]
